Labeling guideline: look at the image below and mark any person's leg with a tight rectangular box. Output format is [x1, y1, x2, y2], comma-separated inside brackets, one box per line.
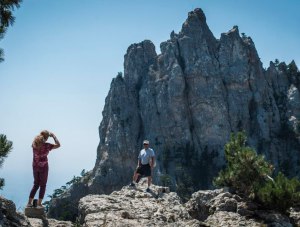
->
[38, 167, 48, 206]
[146, 164, 152, 191]
[136, 173, 142, 183]
[147, 176, 152, 188]
[28, 168, 40, 206]
[132, 171, 139, 182]
[132, 166, 143, 185]
[130, 169, 137, 185]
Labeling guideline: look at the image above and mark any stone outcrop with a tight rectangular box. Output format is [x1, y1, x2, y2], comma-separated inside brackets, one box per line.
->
[0, 196, 30, 226]
[185, 189, 295, 226]
[27, 218, 73, 227]
[0, 195, 73, 227]
[78, 183, 201, 226]
[24, 207, 72, 227]
[48, 8, 300, 221]
[78, 183, 300, 226]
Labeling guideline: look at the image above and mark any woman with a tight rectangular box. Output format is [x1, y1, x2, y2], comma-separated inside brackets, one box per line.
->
[27, 130, 60, 208]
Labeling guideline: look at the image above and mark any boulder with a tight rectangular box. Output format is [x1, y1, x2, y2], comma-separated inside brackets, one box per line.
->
[0, 196, 30, 227]
[185, 189, 295, 226]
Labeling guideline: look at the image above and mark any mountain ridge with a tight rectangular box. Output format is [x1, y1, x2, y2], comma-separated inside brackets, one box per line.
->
[47, 8, 300, 221]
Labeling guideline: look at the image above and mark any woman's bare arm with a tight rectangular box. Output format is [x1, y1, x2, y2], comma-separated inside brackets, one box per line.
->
[50, 132, 60, 149]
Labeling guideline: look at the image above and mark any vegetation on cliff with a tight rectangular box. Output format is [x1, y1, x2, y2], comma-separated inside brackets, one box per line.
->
[0, 0, 22, 62]
[0, 134, 13, 189]
[214, 131, 300, 212]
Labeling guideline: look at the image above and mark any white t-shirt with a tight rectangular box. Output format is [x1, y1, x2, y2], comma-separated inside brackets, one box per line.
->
[138, 148, 155, 165]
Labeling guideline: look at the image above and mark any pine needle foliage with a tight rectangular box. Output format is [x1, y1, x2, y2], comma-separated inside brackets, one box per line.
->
[213, 132, 273, 197]
[0, 134, 13, 189]
[256, 172, 300, 212]
[0, 0, 22, 62]
[214, 132, 300, 212]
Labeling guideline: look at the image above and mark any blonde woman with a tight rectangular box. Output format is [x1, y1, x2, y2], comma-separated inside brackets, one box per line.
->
[27, 130, 60, 208]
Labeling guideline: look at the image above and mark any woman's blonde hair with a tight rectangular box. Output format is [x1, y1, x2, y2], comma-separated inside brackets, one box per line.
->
[32, 130, 50, 149]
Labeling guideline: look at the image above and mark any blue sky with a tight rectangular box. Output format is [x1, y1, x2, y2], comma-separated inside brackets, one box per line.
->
[0, 0, 299, 209]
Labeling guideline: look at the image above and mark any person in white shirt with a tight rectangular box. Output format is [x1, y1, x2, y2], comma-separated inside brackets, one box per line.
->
[130, 140, 155, 192]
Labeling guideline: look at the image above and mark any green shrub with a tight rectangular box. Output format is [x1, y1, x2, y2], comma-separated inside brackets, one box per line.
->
[0, 134, 13, 189]
[214, 132, 273, 197]
[256, 172, 300, 212]
[214, 132, 300, 212]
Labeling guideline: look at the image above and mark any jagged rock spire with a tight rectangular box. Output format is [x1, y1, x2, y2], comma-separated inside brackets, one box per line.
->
[48, 8, 300, 222]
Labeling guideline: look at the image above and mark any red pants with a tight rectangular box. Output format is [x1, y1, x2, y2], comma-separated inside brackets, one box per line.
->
[29, 166, 48, 199]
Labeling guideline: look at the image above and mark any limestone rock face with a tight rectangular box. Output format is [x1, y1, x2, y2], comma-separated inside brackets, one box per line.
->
[88, 7, 300, 193]
[48, 8, 300, 220]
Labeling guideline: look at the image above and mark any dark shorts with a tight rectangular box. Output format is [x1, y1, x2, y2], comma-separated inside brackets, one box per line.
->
[136, 164, 151, 177]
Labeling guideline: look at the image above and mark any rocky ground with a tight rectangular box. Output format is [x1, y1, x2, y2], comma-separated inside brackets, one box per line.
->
[2, 181, 300, 226]
[186, 189, 297, 227]
[78, 180, 300, 227]
[78, 181, 201, 227]
[0, 196, 72, 227]
[27, 218, 73, 227]
[0, 196, 30, 226]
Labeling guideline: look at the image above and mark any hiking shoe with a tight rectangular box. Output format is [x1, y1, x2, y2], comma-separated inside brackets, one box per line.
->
[146, 188, 151, 193]
[129, 182, 135, 187]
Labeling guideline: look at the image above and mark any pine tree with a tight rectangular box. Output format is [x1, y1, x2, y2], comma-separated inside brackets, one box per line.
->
[256, 172, 300, 212]
[214, 132, 300, 212]
[213, 132, 273, 197]
[0, 0, 22, 62]
[0, 134, 13, 189]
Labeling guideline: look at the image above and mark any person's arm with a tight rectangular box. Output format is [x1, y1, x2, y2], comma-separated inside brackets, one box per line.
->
[49, 132, 60, 149]
[138, 159, 142, 167]
[32, 140, 37, 149]
[150, 156, 155, 169]
[150, 149, 155, 169]
[137, 151, 142, 167]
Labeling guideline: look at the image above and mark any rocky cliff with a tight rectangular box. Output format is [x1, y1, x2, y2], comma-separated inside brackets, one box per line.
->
[48, 8, 300, 220]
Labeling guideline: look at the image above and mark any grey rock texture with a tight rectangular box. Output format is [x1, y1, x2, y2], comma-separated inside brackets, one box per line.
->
[0, 195, 73, 227]
[48, 8, 300, 221]
[185, 189, 295, 227]
[27, 218, 73, 227]
[78, 184, 299, 226]
[78, 184, 201, 226]
[28, 218, 74, 227]
[0, 196, 30, 227]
